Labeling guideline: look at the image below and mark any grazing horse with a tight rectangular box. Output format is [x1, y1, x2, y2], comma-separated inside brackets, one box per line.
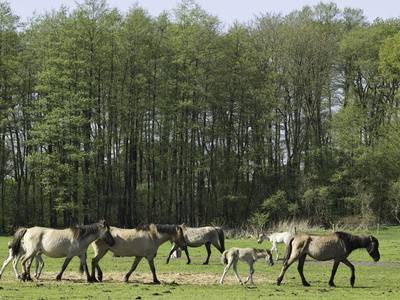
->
[277, 232, 380, 287]
[220, 247, 274, 285]
[257, 231, 293, 261]
[90, 224, 187, 283]
[0, 241, 44, 280]
[11, 220, 114, 282]
[165, 225, 225, 265]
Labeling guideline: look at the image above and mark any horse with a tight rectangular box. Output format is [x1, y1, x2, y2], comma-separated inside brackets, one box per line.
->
[0, 241, 44, 280]
[220, 247, 274, 285]
[257, 231, 293, 261]
[90, 224, 187, 283]
[276, 232, 380, 287]
[11, 220, 114, 282]
[164, 225, 225, 265]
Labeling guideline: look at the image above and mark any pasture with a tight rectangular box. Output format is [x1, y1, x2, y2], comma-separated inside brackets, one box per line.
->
[0, 226, 399, 299]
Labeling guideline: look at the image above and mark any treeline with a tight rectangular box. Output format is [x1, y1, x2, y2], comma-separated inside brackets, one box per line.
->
[1, 0, 400, 232]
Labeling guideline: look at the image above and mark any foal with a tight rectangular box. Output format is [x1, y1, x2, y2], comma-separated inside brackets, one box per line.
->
[0, 241, 44, 279]
[220, 247, 274, 285]
[257, 231, 293, 260]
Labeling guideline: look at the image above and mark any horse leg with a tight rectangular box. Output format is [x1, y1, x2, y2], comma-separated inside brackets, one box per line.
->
[35, 253, 44, 279]
[271, 242, 279, 261]
[0, 250, 16, 279]
[328, 259, 340, 287]
[165, 244, 179, 264]
[56, 256, 73, 281]
[341, 258, 355, 287]
[184, 247, 191, 265]
[232, 260, 242, 285]
[78, 253, 93, 282]
[91, 248, 108, 282]
[297, 254, 310, 286]
[25, 257, 34, 281]
[277, 252, 297, 285]
[12, 253, 21, 279]
[244, 262, 255, 285]
[20, 251, 35, 282]
[220, 259, 233, 284]
[147, 257, 160, 284]
[203, 242, 212, 265]
[125, 256, 143, 283]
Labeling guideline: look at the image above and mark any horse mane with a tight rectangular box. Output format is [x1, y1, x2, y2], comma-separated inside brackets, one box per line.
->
[253, 248, 266, 254]
[136, 224, 178, 234]
[335, 232, 370, 252]
[70, 222, 102, 240]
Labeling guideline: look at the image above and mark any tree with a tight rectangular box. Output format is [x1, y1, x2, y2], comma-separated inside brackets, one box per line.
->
[0, 2, 21, 230]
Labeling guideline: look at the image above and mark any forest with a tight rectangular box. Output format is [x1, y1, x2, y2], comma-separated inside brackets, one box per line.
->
[1, 0, 400, 233]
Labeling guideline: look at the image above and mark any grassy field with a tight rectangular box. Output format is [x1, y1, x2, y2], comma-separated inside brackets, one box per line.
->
[0, 226, 398, 299]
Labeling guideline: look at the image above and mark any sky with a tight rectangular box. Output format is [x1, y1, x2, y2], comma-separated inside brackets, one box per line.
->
[8, 0, 400, 26]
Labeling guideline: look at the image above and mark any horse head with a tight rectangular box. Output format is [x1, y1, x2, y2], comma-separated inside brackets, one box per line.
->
[265, 249, 274, 266]
[257, 233, 265, 244]
[367, 236, 380, 262]
[98, 220, 115, 247]
[174, 226, 187, 251]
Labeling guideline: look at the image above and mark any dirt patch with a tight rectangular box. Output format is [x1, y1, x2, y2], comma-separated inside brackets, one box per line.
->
[32, 270, 276, 285]
[4, 259, 398, 285]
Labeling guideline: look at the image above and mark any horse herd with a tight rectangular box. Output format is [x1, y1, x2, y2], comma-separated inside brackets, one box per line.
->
[0, 220, 380, 287]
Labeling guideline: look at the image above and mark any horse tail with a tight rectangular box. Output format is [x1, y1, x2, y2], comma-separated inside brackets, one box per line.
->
[10, 228, 27, 257]
[216, 228, 225, 252]
[221, 250, 228, 264]
[282, 236, 294, 265]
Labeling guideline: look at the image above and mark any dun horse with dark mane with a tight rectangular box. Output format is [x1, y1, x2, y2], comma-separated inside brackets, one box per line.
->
[90, 224, 187, 283]
[165, 225, 225, 265]
[277, 232, 380, 287]
[11, 221, 115, 282]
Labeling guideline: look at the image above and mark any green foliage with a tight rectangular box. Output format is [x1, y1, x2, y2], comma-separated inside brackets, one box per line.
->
[1, 1, 400, 230]
[262, 190, 297, 221]
[247, 210, 270, 231]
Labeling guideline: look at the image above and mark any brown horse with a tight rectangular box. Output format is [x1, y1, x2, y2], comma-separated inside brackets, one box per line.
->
[90, 224, 187, 283]
[277, 232, 380, 287]
[165, 225, 225, 265]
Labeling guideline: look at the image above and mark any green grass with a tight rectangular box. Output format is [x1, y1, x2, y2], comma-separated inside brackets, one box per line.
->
[0, 226, 399, 299]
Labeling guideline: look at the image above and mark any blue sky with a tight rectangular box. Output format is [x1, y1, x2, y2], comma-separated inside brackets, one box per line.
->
[9, 0, 400, 25]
